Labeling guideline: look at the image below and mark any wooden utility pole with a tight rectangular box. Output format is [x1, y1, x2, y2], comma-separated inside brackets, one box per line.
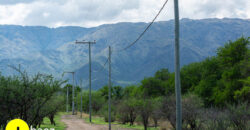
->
[75, 40, 96, 123]
[174, 0, 182, 129]
[108, 46, 112, 130]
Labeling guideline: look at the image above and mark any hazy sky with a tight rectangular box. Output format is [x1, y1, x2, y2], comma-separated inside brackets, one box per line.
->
[0, 0, 249, 27]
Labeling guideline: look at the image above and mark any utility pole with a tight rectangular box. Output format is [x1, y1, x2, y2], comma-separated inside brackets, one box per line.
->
[75, 80, 78, 115]
[80, 80, 83, 118]
[63, 71, 75, 115]
[75, 40, 96, 123]
[67, 84, 69, 113]
[174, 0, 182, 129]
[108, 46, 112, 130]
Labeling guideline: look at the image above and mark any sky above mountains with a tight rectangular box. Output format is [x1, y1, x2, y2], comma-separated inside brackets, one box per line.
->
[0, 0, 249, 27]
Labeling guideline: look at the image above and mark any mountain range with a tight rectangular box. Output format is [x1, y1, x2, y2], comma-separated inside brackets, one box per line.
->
[0, 18, 249, 89]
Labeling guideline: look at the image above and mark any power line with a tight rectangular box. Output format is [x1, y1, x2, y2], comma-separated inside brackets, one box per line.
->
[92, 57, 109, 73]
[113, 0, 169, 52]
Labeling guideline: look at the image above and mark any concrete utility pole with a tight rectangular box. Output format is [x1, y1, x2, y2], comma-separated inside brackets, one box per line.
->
[108, 46, 112, 130]
[67, 84, 69, 113]
[63, 71, 75, 115]
[75, 40, 96, 123]
[75, 80, 78, 114]
[174, 0, 182, 129]
[80, 80, 83, 118]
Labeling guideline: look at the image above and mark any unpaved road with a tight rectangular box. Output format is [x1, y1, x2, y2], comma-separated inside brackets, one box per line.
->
[61, 115, 133, 130]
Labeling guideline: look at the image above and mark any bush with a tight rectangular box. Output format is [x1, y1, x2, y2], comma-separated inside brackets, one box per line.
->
[227, 102, 250, 130]
[117, 98, 138, 125]
[182, 94, 203, 129]
[203, 108, 230, 130]
[99, 105, 116, 122]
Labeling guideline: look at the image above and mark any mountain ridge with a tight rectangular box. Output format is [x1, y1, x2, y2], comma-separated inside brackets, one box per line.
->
[0, 18, 249, 89]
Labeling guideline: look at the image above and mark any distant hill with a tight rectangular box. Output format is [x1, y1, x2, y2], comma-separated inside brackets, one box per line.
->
[0, 18, 249, 89]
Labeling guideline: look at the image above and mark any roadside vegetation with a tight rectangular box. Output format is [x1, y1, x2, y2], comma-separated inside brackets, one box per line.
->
[71, 37, 250, 130]
[0, 37, 249, 130]
[0, 68, 66, 129]
[40, 112, 67, 130]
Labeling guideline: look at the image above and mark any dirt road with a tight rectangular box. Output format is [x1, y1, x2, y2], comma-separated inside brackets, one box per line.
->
[61, 115, 133, 130]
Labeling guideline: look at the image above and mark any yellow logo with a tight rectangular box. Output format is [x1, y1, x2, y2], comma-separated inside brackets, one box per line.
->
[5, 119, 29, 130]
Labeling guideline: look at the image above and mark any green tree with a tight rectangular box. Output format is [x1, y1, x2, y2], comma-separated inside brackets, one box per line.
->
[140, 77, 165, 97]
[181, 62, 203, 93]
[154, 68, 170, 81]
[213, 37, 249, 105]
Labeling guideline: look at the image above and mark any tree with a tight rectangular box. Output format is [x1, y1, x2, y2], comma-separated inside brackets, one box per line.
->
[161, 95, 176, 129]
[112, 86, 124, 101]
[123, 85, 138, 99]
[92, 91, 105, 112]
[140, 77, 165, 97]
[155, 68, 170, 81]
[117, 98, 139, 126]
[151, 97, 163, 128]
[234, 77, 250, 102]
[137, 99, 153, 130]
[0, 67, 65, 128]
[181, 62, 202, 93]
[213, 37, 249, 105]
[182, 94, 203, 129]
[194, 57, 221, 106]
[63, 84, 81, 109]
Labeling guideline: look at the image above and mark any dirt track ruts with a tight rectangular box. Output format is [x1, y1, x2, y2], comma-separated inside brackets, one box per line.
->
[61, 115, 133, 130]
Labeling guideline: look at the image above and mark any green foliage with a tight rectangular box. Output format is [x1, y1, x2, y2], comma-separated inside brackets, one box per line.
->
[40, 112, 67, 130]
[181, 62, 203, 93]
[77, 90, 105, 113]
[154, 68, 170, 81]
[74, 37, 250, 129]
[182, 94, 204, 129]
[98, 85, 124, 101]
[123, 85, 138, 98]
[137, 99, 153, 130]
[117, 98, 139, 125]
[0, 68, 65, 128]
[98, 104, 116, 122]
[217, 37, 249, 67]
[234, 77, 250, 101]
[226, 102, 250, 130]
[191, 37, 250, 106]
[140, 77, 165, 97]
[62, 84, 81, 109]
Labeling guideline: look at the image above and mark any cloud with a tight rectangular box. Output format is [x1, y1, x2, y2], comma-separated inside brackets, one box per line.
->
[0, 0, 249, 27]
[179, 0, 250, 19]
[0, 0, 33, 5]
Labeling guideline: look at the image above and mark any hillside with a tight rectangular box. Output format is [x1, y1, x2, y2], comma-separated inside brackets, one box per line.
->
[0, 18, 249, 89]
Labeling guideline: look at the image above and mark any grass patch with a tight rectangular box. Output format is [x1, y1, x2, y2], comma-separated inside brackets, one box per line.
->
[83, 114, 159, 130]
[40, 112, 67, 130]
[84, 116, 109, 125]
[119, 124, 159, 130]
